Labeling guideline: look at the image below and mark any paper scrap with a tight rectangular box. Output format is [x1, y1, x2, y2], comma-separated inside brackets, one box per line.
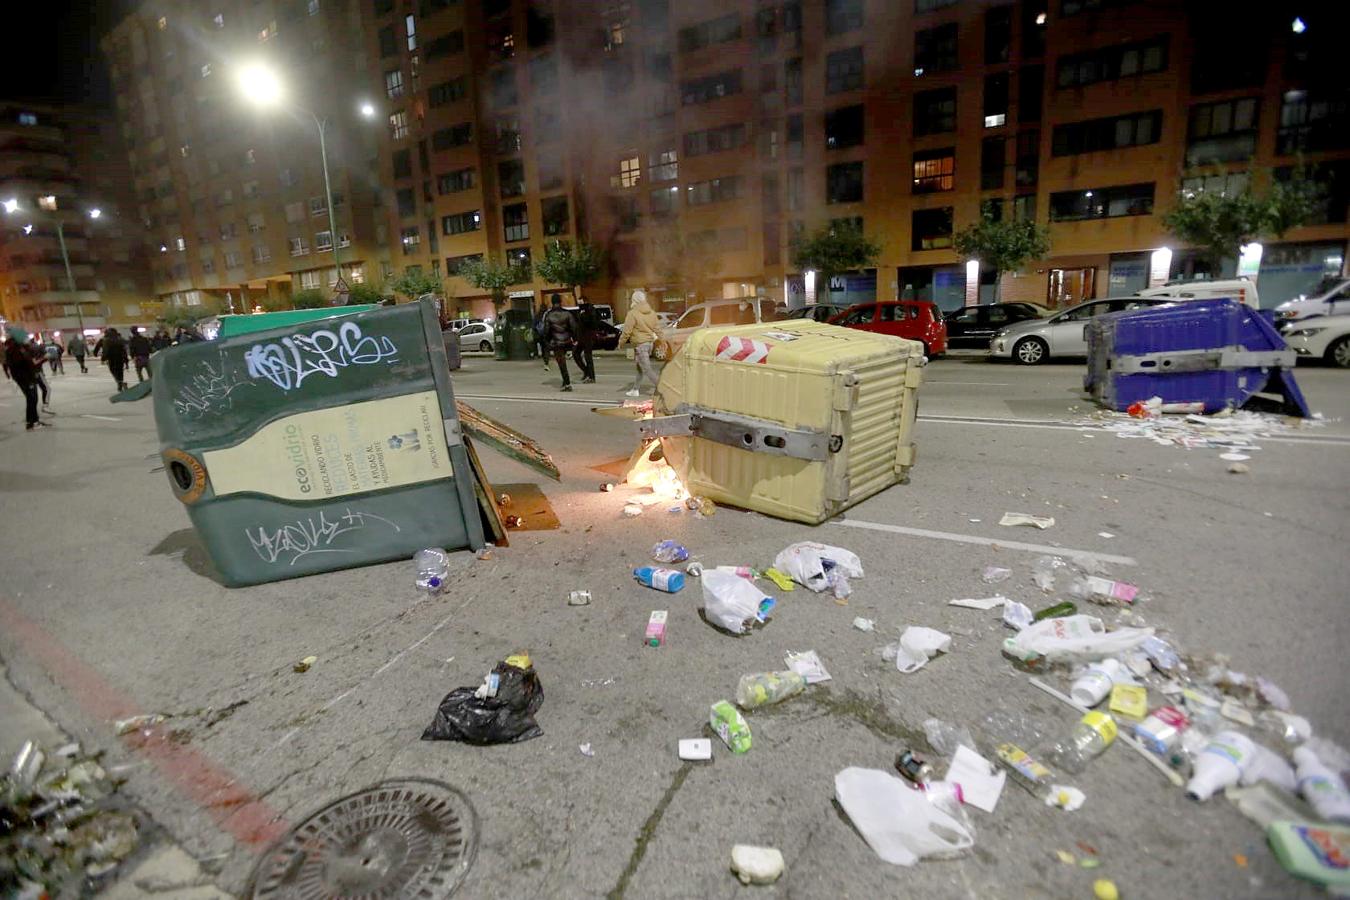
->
[1002, 601, 1033, 630]
[949, 595, 1009, 610]
[852, 617, 875, 632]
[579, 743, 595, 757]
[1045, 785, 1086, 811]
[785, 650, 832, 684]
[946, 744, 1006, 813]
[894, 626, 951, 674]
[1221, 699, 1256, 726]
[1098, 532, 1115, 539]
[1000, 512, 1055, 529]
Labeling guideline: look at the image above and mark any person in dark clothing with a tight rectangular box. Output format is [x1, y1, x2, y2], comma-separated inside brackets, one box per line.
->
[533, 303, 550, 369]
[32, 341, 51, 408]
[66, 332, 88, 373]
[95, 328, 129, 391]
[572, 297, 599, 384]
[128, 328, 153, 382]
[150, 329, 172, 352]
[5, 331, 47, 430]
[45, 341, 64, 374]
[542, 294, 579, 392]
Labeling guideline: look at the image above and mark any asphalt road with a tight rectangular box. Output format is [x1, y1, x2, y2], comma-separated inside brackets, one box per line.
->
[1, 351, 1347, 898]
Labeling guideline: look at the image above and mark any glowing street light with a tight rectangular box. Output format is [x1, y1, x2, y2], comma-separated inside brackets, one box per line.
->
[2, 198, 18, 214]
[359, 102, 376, 118]
[1291, 17, 1306, 33]
[235, 62, 285, 108]
[2, 202, 107, 333]
[89, 208, 102, 219]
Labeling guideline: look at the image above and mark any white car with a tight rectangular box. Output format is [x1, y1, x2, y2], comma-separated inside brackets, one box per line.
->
[664, 298, 776, 358]
[1283, 314, 1350, 368]
[989, 297, 1171, 364]
[1275, 276, 1350, 326]
[457, 322, 494, 352]
[1138, 277, 1259, 307]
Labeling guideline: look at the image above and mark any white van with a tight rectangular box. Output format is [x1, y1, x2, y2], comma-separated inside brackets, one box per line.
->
[1137, 277, 1259, 307]
[1274, 276, 1350, 326]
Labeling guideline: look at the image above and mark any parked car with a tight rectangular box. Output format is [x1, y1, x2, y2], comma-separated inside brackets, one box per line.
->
[826, 300, 948, 356]
[664, 298, 777, 357]
[943, 302, 1047, 349]
[1283, 314, 1350, 368]
[1275, 276, 1350, 327]
[989, 297, 1172, 364]
[1138, 277, 1259, 307]
[592, 320, 622, 351]
[445, 317, 486, 333]
[457, 322, 495, 352]
[785, 303, 852, 323]
[655, 311, 679, 329]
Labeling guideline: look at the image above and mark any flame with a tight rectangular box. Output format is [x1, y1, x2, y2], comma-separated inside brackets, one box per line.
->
[626, 439, 690, 502]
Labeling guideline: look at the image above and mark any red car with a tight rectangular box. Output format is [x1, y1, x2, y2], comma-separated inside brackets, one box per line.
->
[828, 300, 948, 356]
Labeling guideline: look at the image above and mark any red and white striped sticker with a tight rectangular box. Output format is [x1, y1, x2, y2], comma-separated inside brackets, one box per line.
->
[714, 336, 771, 364]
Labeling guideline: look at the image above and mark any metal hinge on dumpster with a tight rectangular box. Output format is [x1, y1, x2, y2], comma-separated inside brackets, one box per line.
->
[636, 404, 838, 462]
[1112, 346, 1297, 375]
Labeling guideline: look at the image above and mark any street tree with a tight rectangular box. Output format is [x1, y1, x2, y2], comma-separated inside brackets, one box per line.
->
[290, 288, 327, 309]
[347, 281, 385, 306]
[458, 254, 533, 307]
[390, 268, 444, 301]
[790, 221, 881, 301]
[1162, 168, 1323, 270]
[952, 210, 1051, 302]
[160, 308, 206, 331]
[534, 240, 604, 300]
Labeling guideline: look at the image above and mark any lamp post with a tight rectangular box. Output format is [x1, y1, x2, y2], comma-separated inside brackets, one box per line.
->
[3, 199, 101, 336]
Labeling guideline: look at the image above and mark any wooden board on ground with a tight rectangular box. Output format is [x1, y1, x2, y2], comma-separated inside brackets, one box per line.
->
[494, 483, 561, 531]
[465, 435, 508, 547]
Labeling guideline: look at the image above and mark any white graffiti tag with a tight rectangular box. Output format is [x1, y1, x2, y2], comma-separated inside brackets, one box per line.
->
[245, 508, 402, 566]
[244, 321, 400, 392]
[173, 359, 254, 418]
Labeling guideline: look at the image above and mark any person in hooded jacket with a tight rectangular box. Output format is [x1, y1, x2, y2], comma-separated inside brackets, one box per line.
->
[617, 289, 664, 397]
[95, 327, 129, 391]
[4, 329, 48, 430]
[128, 328, 153, 382]
[542, 293, 579, 392]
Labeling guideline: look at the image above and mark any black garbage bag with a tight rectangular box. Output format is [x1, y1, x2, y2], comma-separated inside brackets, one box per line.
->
[421, 657, 544, 745]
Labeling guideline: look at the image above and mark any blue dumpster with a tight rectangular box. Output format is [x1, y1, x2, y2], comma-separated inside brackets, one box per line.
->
[1085, 298, 1310, 417]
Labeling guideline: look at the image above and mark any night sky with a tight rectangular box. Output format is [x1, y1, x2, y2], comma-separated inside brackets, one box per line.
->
[5, 1, 136, 108]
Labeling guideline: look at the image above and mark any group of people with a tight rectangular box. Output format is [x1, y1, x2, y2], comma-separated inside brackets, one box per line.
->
[532, 290, 666, 396]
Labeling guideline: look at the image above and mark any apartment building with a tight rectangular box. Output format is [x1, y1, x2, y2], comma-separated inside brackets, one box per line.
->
[101, 0, 390, 317]
[0, 104, 152, 339]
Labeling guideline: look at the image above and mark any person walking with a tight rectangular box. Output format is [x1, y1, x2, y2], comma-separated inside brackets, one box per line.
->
[66, 332, 88, 373]
[31, 339, 51, 410]
[129, 328, 153, 382]
[150, 329, 172, 352]
[533, 302, 551, 369]
[572, 296, 599, 384]
[5, 330, 48, 430]
[617, 289, 664, 397]
[45, 340, 64, 374]
[542, 294, 579, 392]
[95, 327, 129, 391]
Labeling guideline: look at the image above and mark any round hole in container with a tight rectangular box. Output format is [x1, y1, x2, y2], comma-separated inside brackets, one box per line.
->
[169, 460, 193, 490]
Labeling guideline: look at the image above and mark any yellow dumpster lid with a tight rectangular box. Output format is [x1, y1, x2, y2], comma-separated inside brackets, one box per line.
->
[679, 319, 921, 373]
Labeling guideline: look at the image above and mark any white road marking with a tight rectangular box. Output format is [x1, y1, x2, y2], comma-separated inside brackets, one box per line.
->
[925, 380, 1013, 386]
[80, 414, 121, 421]
[832, 518, 1138, 567]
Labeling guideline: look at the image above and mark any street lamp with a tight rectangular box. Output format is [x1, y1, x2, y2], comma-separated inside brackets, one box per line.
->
[3, 199, 102, 335]
[236, 61, 350, 301]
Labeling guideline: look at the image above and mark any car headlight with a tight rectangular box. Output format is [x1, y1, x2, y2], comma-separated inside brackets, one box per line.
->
[1285, 327, 1324, 338]
[1278, 310, 1300, 319]
[993, 329, 1009, 339]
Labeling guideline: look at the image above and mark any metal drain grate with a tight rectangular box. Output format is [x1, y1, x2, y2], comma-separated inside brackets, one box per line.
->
[250, 778, 477, 899]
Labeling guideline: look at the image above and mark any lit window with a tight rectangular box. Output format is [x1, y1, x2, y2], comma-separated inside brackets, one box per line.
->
[175, 236, 187, 251]
[385, 69, 404, 99]
[616, 154, 642, 188]
[180, 144, 191, 157]
[157, 16, 168, 30]
[38, 195, 57, 211]
[247, 212, 265, 232]
[350, 264, 365, 283]
[388, 110, 409, 140]
[18, 112, 37, 126]
[300, 270, 320, 289]
[406, 14, 417, 51]
[649, 148, 678, 181]
[338, 232, 351, 248]
[201, 63, 212, 77]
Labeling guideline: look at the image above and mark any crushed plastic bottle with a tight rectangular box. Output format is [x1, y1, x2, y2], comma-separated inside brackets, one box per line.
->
[414, 548, 451, 593]
[651, 540, 690, 564]
[1031, 555, 1071, 592]
[923, 718, 975, 757]
[1046, 711, 1118, 775]
[735, 671, 807, 709]
[981, 565, 1013, 584]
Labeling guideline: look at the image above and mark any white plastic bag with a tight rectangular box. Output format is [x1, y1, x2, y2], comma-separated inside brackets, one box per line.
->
[1004, 615, 1153, 663]
[773, 542, 863, 593]
[834, 767, 975, 866]
[894, 626, 951, 674]
[701, 569, 773, 635]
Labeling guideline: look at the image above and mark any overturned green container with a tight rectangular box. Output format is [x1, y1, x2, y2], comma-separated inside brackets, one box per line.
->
[153, 299, 484, 586]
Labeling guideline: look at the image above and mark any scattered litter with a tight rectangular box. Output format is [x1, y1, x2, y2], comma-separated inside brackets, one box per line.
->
[1108, 684, 1149, 719]
[1221, 699, 1256, 727]
[773, 541, 863, 597]
[702, 570, 775, 634]
[114, 714, 167, 736]
[1072, 576, 1138, 606]
[731, 845, 785, 885]
[784, 650, 831, 684]
[999, 512, 1055, 529]
[1033, 601, 1077, 622]
[923, 719, 975, 757]
[688, 496, 717, 517]
[1093, 878, 1120, 900]
[1076, 407, 1322, 453]
[475, 546, 495, 561]
[293, 655, 318, 673]
[568, 590, 592, 606]
[945, 745, 1006, 813]
[621, 504, 644, 517]
[1002, 601, 1033, 631]
[414, 547, 450, 593]
[1097, 532, 1116, 539]
[1032, 555, 1071, 592]
[651, 540, 690, 564]
[1003, 615, 1153, 665]
[644, 611, 668, 647]
[834, 767, 975, 866]
[1228, 462, 1250, 474]
[981, 565, 1012, 584]
[634, 566, 685, 593]
[421, 653, 544, 745]
[736, 671, 806, 709]
[1044, 785, 1086, 811]
[1269, 821, 1350, 890]
[1226, 782, 1317, 830]
[600, 482, 615, 492]
[710, 701, 752, 753]
[895, 749, 935, 785]
[852, 617, 875, 632]
[968, 518, 981, 523]
[1221, 452, 1251, 461]
[949, 595, 1008, 611]
[579, 743, 594, 758]
[679, 738, 712, 761]
[1080, 858, 1101, 870]
[762, 568, 795, 591]
[1233, 853, 1248, 868]
[686, 561, 704, 577]
[503, 514, 523, 528]
[892, 627, 952, 674]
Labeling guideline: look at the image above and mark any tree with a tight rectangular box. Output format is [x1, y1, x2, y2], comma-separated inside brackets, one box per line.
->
[160, 308, 206, 331]
[1162, 168, 1323, 270]
[790, 221, 881, 300]
[347, 281, 385, 306]
[952, 211, 1051, 302]
[390, 268, 443, 300]
[534, 240, 604, 299]
[291, 288, 327, 309]
[458, 254, 533, 306]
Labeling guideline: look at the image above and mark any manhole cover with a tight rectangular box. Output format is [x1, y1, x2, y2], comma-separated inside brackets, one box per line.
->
[250, 778, 477, 899]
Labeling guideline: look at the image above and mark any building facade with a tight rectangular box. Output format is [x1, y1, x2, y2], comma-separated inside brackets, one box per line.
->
[0, 104, 153, 341]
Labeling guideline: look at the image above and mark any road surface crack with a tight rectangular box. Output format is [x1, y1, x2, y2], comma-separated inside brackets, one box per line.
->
[605, 761, 693, 899]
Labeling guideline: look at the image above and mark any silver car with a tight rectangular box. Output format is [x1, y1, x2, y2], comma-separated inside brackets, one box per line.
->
[457, 322, 495, 353]
[989, 297, 1170, 364]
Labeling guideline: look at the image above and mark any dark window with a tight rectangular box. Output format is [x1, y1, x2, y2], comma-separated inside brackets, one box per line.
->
[825, 0, 864, 35]
[1049, 183, 1155, 221]
[538, 153, 564, 190]
[483, 0, 510, 17]
[914, 87, 956, 136]
[914, 24, 957, 75]
[494, 117, 521, 154]
[374, 0, 394, 14]
[441, 210, 481, 235]
[684, 123, 747, 157]
[786, 114, 804, 160]
[785, 57, 803, 105]
[915, 0, 958, 11]
[426, 217, 439, 253]
[1018, 65, 1043, 122]
[825, 105, 865, 149]
[1191, 30, 1266, 95]
[446, 253, 483, 275]
[428, 77, 467, 107]
[826, 46, 864, 94]
[763, 221, 781, 265]
[1186, 98, 1258, 166]
[681, 70, 743, 105]
[503, 202, 529, 242]
[612, 194, 640, 233]
[984, 73, 1009, 127]
[1013, 193, 1036, 222]
[679, 13, 741, 52]
[982, 198, 1004, 222]
[1276, 162, 1349, 224]
[1015, 129, 1039, 186]
[490, 68, 518, 107]
[911, 207, 953, 251]
[981, 137, 1005, 189]
[529, 55, 558, 92]
[648, 51, 672, 81]
[526, 4, 554, 48]
[1053, 110, 1163, 156]
[437, 167, 476, 194]
[985, 6, 1012, 64]
[378, 26, 397, 57]
[1062, 0, 1131, 13]
[540, 195, 569, 236]
[392, 148, 412, 179]
[757, 7, 778, 56]
[912, 148, 954, 194]
[1057, 36, 1167, 89]
[498, 159, 525, 197]
[432, 123, 474, 151]
[507, 247, 531, 273]
[1277, 90, 1350, 155]
[686, 176, 744, 205]
[827, 161, 864, 203]
[604, 58, 634, 95]
[650, 184, 679, 217]
[396, 187, 416, 218]
[425, 30, 464, 58]
[762, 174, 780, 215]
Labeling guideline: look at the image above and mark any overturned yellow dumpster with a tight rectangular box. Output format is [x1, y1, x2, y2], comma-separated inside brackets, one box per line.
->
[635, 320, 923, 525]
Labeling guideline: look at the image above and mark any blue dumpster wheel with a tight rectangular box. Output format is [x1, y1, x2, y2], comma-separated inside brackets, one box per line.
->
[1328, 335, 1350, 368]
[1013, 336, 1047, 365]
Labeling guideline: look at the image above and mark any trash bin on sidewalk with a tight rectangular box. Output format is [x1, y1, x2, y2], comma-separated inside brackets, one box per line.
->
[1085, 298, 1310, 417]
[637, 320, 924, 524]
[494, 309, 536, 360]
[152, 299, 486, 586]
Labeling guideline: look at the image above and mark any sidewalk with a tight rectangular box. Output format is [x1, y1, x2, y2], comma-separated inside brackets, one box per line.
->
[0, 661, 231, 899]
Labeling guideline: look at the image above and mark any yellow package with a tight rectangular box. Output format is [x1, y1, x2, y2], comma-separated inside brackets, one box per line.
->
[1109, 684, 1148, 719]
[505, 652, 533, 670]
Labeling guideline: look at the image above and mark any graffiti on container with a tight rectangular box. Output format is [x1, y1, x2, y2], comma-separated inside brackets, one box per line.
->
[245, 507, 402, 566]
[243, 321, 400, 392]
[173, 358, 254, 418]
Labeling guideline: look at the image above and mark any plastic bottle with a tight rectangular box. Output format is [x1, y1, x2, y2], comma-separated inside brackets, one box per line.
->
[1070, 659, 1124, 707]
[1047, 711, 1118, 775]
[414, 548, 450, 593]
[1293, 746, 1350, 824]
[633, 566, 685, 593]
[735, 671, 806, 710]
[1135, 706, 1190, 754]
[651, 540, 690, 564]
[1186, 731, 1256, 801]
